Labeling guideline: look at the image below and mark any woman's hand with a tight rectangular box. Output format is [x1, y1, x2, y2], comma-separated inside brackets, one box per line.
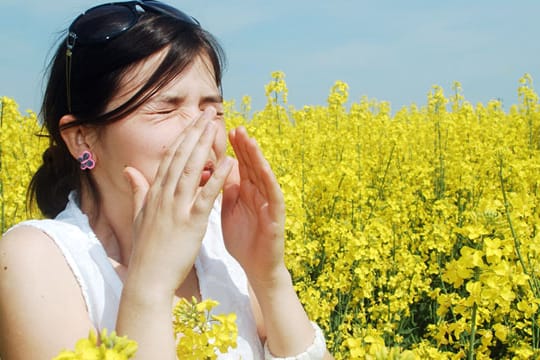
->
[221, 126, 287, 285]
[222, 128, 335, 359]
[122, 108, 233, 296]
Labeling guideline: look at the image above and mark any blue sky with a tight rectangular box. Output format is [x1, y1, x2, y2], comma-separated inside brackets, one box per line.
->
[1, 1, 539, 114]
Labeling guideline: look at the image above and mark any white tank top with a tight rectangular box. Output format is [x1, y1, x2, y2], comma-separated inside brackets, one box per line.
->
[9, 192, 264, 359]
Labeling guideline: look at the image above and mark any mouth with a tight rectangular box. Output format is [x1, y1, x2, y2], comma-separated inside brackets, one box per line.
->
[199, 161, 215, 186]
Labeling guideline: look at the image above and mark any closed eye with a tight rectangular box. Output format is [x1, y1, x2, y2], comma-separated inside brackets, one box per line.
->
[155, 109, 176, 115]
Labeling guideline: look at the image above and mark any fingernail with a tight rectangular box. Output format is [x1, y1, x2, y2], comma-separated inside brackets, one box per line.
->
[123, 170, 133, 187]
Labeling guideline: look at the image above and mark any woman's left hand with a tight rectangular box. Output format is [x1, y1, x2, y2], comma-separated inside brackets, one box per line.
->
[221, 126, 287, 284]
[223, 127, 334, 359]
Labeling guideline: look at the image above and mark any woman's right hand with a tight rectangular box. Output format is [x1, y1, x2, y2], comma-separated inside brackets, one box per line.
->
[121, 107, 233, 297]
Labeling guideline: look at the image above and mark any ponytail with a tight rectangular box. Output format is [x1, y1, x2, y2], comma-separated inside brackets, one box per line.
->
[29, 143, 80, 218]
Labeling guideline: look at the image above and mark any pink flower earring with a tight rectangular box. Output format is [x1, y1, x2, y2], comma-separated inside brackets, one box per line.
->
[78, 150, 96, 170]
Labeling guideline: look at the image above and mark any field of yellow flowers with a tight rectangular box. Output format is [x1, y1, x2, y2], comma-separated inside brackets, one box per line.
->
[1, 72, 539, 359]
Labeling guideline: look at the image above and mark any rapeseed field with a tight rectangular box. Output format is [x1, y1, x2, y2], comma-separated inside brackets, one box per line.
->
[1, 73, 539, 359]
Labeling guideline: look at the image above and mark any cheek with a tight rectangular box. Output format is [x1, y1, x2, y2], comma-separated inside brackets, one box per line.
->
[119, 142, 157, 172]
[138, 138, 176, 181]
[95, 121, 183, 187]
[109, 134, 169, 183]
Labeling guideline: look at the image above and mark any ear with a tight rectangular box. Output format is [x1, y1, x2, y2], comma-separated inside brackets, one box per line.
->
[59, 115, 97, 160]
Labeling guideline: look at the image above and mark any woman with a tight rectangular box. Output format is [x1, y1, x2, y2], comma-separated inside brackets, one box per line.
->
[0, 1, 333, 359]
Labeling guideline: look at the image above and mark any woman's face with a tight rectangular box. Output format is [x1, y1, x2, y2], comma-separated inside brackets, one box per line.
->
[91, 50, 226, 196]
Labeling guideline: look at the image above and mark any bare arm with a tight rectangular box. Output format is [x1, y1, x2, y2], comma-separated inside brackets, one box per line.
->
[0, 226, 94, 359]
[250, 274, 334, 359]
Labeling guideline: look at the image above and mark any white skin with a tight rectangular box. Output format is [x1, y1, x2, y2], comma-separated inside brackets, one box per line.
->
[0, 49, 334, 359]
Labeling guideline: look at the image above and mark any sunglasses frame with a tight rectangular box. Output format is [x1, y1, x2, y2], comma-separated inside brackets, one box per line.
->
[65, 0, 200, 112]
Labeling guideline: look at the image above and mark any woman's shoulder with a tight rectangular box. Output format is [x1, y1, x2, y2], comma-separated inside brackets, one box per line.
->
[1, 221, 68, 271]
[3, 218, 68, 241]
[0, 219, 89, 284]
[0, 223, 95, 358]
[2, 221, 57, 248]
[0, 219, 91, 296]
[4, 217, 96, 250]
[0, 222, 85, 312]
[5, 217, 74, 234]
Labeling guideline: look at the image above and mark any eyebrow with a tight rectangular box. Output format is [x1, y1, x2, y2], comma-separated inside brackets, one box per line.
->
[152, 94, 223, 106]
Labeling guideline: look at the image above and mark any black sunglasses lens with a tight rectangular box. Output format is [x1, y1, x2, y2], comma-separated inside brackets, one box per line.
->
[71, 4, 138, 44]
[142, 0, 200, 25]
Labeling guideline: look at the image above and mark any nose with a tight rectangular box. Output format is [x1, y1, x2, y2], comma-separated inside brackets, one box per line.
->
[185, 106, 219, 122]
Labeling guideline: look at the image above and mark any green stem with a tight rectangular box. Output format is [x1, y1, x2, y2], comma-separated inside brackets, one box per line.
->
[433, 113, 446, 199]
[361, 143, 395, 230]
[534, 310, 539, 350]
[468, 302, 477, 360]
[498, 156, 540, 297]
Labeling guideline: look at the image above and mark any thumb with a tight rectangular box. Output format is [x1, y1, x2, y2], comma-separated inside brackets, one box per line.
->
[123, 166, 150, 222]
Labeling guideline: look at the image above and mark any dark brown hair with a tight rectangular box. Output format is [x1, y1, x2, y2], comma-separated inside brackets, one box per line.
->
[29, 6, 226, 218]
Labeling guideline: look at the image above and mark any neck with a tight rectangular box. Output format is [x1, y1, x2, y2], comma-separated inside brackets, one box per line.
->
[79, 185, 201, 298]
[79, 186, 134, 266]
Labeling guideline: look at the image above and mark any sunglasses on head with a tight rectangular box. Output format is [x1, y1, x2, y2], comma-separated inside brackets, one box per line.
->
[65, 0, 200, 112]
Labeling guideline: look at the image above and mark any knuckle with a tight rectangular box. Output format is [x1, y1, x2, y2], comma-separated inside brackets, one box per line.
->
[182, 165, 195, 176]
[174, 147, 185, 159]
[191, 200, 208, 217]
[194, 188, 215, 211]
[163, 146, 174, 158]
[198, 188, 212, 202]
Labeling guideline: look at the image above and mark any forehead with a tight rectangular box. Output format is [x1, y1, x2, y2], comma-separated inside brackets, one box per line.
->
[106, 48, 218, 111]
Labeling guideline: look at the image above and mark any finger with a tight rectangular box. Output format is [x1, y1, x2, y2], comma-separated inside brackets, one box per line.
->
[193, 157, 234, 218]
[153, 128, 188, 188]
[244, 136, 267, 184]
[161, 108, 215, 198]
[223, 156, 240, 191]
[175, 118, 218, 204]
[254, 152, 285, 213]
[234, 127, 269, 197]
[123, 166, 150, 222]
[221, 156, 240, 214]
[238, 129, 284, 209]
[156, 113, 203, 190]
[229, 127, 251, 182]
